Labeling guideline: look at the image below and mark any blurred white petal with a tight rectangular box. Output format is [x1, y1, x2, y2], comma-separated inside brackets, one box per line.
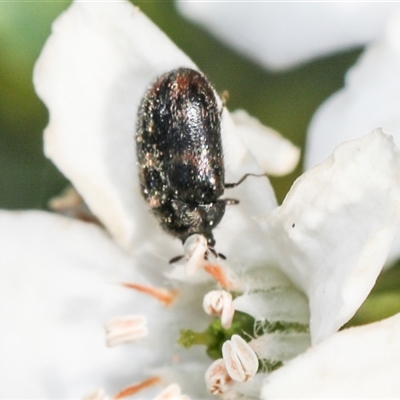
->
[262, 313, 400, 398]
[234, 288, 309, 326]
[306, 10, 400, 169]
[250, 332, 310, 364]
[177, 2, 397, 70]
[0, 210, 152, 398]
[0, 210, 216, 399]
[261, 130, 400, 343]
[216, 110, 279, 269]
[230, 110, 300, 176]
[306, 10, 400, 263]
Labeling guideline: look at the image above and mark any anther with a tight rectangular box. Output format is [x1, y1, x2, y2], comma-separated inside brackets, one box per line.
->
[204, 359, 233, 396]
[105, 315, 148, 347]
[82, 389, 110, 400]
[203, 290, 235, 329]
[153, 384, 190, 400]
[48, 186, 99, 224]
[120, 282, 177, 306]
[222, 335, 259, 382]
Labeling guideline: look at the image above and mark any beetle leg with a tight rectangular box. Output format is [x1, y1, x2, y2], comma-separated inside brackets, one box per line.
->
[208, 247, 218, 258]
[169, 254, 184, 264]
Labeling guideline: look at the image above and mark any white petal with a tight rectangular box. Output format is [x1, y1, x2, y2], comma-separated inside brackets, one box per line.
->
[233, 266, 309, 329]
[306, 10, 400, 168]
[213, 110, 278, 269]
[250, 332, 310, 363]
[230, 110, 300, 176]
[233, 289, 309, 326]
[0, 211, 152, 398]
[261, 130, 400, 343]
[262, 313, 400, 398]
[306, 11, 400, 264]
[177, 2, 397, 70]
[0, 211, 207, 398]
[33, 0, 195, 252]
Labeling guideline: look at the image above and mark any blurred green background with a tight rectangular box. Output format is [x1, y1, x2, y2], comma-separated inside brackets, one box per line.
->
[0, 0, 398, 325]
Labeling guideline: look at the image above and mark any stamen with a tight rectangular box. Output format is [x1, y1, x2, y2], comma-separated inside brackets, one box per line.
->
[183, 234, 207, 275]
[83, 389, 110, 400]
[222, 335, 259, 382]
[204, 359, 233, 396]
[105, 315, 148, 347]
[113, 376, 161, 399]
[49, 186, 82, 209]
[221, 90, 229, 107]
[203, 290, 235, 329]
[153, 384, 190, 400]
[203, 264, 239, 290]
[48, 186, 99, 224]
[120, 282, 177, 306]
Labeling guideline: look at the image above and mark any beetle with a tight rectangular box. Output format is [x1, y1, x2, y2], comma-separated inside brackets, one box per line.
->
[136, 67, 258, 264]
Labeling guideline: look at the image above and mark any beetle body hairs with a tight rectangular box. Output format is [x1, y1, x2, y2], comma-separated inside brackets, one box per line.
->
[136, 68, 259, 271]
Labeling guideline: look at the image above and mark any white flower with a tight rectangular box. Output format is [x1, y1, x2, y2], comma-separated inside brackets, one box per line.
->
[1, 1, 296, 398]
[2, 1, 400, 399]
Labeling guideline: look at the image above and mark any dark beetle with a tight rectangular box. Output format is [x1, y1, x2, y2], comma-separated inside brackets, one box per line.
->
[136, 68, 248, 260]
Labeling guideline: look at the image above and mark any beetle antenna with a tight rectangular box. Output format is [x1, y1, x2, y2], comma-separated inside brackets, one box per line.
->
[225, 173, 267, 189]
[224, 198, 239, 206]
